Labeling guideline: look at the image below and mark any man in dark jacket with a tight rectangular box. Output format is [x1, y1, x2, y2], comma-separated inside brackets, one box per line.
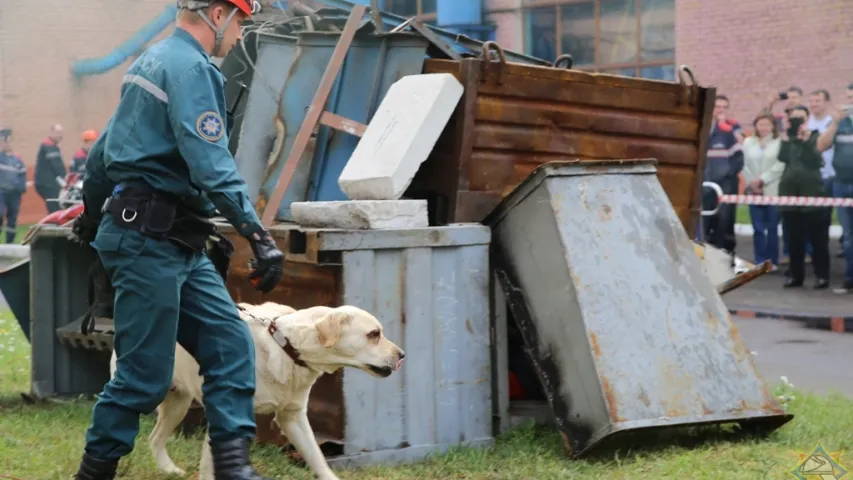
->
[817, 85, 853, 292]
[703, 95, 744, 253]
[34, 124, 67, 213]
[0, 129, 27, 243]
[779, 105, 831, 289]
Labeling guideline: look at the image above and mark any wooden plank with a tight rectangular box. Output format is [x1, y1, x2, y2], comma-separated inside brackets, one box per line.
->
[472, 123, 698, 165]
[260, 5, 367, 227]
[319, 111, 366, 137]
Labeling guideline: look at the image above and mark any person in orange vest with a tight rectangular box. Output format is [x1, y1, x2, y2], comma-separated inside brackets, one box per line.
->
[70, 130, 99, 174]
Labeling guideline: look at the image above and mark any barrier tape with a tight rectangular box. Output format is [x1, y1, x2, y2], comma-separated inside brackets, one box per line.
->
[701, 181, 853, 216]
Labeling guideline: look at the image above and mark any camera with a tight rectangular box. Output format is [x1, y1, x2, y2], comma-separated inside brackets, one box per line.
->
[778, 91, 789, 101]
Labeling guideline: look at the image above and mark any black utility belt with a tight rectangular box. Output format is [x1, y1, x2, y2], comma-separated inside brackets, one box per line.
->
[103, 188, 218, 253]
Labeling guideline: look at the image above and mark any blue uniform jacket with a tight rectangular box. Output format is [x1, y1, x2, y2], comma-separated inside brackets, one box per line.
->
[82, 28, 262, 237]
[705, 121, 744, 188]
[0, 151, 27, 194]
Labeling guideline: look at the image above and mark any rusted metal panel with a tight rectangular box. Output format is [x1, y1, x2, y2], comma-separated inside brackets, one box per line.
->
[485, 161, 792, 458]
[414, 44, 713, 237]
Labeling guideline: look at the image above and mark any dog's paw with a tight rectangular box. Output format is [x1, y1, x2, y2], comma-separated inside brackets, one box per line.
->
[158, 464, 186, 477]
[315, 473, 341, 480]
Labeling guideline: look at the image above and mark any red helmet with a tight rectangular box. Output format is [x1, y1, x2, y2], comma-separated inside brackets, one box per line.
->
[177, 0, 260, 17]
[227, 0, 260, 16]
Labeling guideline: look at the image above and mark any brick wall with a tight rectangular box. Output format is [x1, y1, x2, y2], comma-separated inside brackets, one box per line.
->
[676, 0, 853, 130]
[0, 0, 174, 224]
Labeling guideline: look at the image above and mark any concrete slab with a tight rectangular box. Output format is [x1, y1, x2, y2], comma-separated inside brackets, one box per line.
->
[290, 200, 428, 230]
[338, 73, 463, 200]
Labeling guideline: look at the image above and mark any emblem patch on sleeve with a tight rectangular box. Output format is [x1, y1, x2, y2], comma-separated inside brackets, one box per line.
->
[196, 111, 224, 142]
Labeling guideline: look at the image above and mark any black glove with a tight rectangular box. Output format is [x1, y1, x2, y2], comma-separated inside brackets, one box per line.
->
[70, 198, 101, 244]
[247, 229, 284, 293]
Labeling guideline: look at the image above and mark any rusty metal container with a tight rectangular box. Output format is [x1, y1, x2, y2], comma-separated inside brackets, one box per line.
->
[219, 223, 498, 467]
[484, 160, 792, 458]
[411, 42, 714, 237]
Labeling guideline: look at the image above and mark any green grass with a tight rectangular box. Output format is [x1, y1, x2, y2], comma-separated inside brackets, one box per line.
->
[736, 205, 841, 226]
[14, 224, 29, 244]
[1, 311, 852, 479]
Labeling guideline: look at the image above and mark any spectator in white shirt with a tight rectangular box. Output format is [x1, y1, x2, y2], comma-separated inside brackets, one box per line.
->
[742, 112, 785, 270]
[808, 89, 843, 257]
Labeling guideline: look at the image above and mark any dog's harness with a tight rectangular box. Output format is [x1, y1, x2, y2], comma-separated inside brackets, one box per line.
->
[236, 305, 308, 368]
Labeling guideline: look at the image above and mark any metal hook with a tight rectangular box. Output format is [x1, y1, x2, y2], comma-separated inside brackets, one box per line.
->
[121, 209, 138, 223]
[701, 181, 723, 216]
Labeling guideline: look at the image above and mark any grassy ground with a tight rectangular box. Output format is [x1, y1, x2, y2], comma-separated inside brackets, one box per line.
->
[14, 225, 29, 244]
[736, 205, 841, 225]
[1, 312, 852, 479]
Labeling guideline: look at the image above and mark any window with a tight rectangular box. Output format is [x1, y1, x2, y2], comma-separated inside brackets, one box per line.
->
[520, 0, 675, 81]
[384, 0, 437, 19]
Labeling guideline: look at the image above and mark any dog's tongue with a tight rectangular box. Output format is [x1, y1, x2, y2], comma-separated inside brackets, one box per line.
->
[394, 358, 404, 371]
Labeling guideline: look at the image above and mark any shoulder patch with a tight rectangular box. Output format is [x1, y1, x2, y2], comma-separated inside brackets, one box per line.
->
[196, 111, 224, 142]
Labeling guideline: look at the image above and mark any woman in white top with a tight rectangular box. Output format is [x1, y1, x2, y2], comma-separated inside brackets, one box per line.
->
[742, 112, 785, 269]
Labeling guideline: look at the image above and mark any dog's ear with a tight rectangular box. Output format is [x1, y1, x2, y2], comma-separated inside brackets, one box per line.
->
[316, 311, 349, 348]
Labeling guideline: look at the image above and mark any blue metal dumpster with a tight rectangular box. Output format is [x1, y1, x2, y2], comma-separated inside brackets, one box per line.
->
[233, 29, 428, 221]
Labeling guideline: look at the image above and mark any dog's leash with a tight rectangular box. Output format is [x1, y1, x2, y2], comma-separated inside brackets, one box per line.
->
[236, 305, 309, 368]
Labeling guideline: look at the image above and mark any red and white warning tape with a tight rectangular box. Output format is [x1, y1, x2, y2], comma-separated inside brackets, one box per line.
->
[702, 181, 853, 216]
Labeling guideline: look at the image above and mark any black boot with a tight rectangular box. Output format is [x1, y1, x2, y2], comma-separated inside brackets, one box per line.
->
[74, 453, 118, 480]
[211, 437, 272, 480]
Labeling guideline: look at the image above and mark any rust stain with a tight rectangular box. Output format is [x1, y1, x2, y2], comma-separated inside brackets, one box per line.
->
[598, 204, 612, 221]
[727, 315, 750, 363]
[600, 375, 623, 422]
[706, 311, 720, 331]
[559, 430, 574, 456]
[465, 318, 474, 334]
[589, 332, 602, 358]
[400, 313, 407, 325]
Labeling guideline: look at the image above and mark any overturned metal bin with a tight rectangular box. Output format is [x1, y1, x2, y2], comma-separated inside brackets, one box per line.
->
[485, 160, 792, 457]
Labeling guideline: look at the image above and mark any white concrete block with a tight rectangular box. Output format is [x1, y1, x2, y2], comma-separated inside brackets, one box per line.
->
[291, 200, 429, 230]
[338, 73, 464, 200]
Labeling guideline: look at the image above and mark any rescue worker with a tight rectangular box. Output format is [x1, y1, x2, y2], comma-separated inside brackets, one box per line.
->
[0, 129, 27, 243]
[34, 123, 67, 213]
[703, 94, 744, 254]
[70, 1, 284, 479]
[71, 130, 99, 174]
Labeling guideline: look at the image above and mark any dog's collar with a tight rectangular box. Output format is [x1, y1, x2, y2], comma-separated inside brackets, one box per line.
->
[237, 305, 309, 369]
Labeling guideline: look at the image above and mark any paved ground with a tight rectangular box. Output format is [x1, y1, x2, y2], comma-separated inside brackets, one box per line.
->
[724, 235, 851, 317]
[734, 315, 853, 397]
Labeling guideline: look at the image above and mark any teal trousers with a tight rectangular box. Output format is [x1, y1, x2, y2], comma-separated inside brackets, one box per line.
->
[83, 214, 256, 460]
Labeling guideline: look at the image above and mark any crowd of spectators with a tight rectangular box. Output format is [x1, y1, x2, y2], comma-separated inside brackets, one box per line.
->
[702, 84, 853, 293]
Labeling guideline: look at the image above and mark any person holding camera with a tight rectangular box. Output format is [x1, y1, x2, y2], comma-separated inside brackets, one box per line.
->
[816, 84, 853, 292]
[778, 105, 831, 289]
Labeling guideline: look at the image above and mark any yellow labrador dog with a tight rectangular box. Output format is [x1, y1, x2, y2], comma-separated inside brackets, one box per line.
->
[108, 302, 405, 480]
